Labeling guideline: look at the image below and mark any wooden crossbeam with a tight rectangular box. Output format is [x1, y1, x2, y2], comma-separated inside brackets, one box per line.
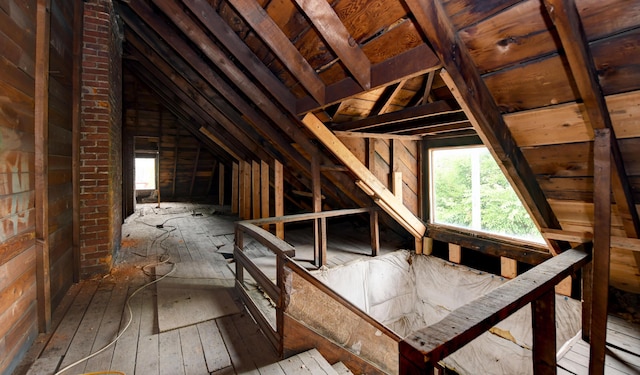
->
[293, 0, 371, 90]
[543, 0, 640, 270]
[302, 113, 426, 239]
[227, 0, 326, 104]
[404, 0, 567, 254]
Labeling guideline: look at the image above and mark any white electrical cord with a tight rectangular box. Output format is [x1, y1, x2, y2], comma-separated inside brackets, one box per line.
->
[54, 257, 176, 375]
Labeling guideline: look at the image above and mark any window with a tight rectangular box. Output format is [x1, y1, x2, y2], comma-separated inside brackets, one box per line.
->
[135, 157, 156, 190]
[429, 145, 544, 243]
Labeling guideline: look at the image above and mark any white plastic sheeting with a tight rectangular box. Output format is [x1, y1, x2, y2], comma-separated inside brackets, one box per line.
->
[312, 250, 581, 375]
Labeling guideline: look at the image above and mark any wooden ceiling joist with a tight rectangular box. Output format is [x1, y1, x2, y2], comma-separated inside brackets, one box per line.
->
[297, 44, 441, 114]
[226, 0, 326, 104]
[543, 0, 640, 249]
[404, 0, 567, 253]
[332, 100, 459, 132]
[292, 0, 371, 90]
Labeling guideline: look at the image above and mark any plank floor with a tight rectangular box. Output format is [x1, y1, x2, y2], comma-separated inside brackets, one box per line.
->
[16, 203, 404, 375]
[557, 315, 640, 375]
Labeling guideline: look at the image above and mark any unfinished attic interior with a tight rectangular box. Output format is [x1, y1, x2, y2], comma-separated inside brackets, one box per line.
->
[2, 0, 640, 373]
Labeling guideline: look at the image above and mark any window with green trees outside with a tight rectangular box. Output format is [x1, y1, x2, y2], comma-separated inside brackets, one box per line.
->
[429, 145, 544, 244]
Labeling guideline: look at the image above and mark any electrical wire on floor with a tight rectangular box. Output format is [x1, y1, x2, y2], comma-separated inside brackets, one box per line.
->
[54, 244, 176, 375]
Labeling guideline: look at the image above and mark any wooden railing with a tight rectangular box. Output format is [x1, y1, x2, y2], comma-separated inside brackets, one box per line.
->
[399, 243, 592, 375]
[234, 207, 383, 357]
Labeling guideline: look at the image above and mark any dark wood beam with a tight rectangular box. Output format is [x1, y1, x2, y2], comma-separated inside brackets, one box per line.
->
[589, 128, 612, 375]
[296, 44, 441, 114]
[543, 0, 640, 263]
[292, 0, 371, 90]
[369, 80, 406, 116]
[404, 0, 567, 253]
[332, 100, 458, 132]
[180, 0, 296, 115]
[126, 41, 259, 161]
[226, 0, 326, 104]
[427, 224, 552, 265]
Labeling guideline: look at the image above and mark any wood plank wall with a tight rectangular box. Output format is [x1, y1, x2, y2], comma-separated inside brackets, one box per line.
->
[337, 134, 420, 216]
[123, 69, 226, 203]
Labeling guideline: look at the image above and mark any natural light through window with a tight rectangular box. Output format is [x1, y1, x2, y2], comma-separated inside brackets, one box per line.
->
[430, 146, 544, 244]
[135, 158, 156, 190]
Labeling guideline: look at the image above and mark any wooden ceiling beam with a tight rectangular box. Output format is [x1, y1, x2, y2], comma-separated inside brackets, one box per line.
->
[292, 0, 371, 90]
[296, 44, 441, 114]
[543, 0, 640, 245]
[332, 100, 459, 132]
[371, 79, 407, 116]
[226, 0, 326, 104]
[404, 0, 567, 253]
[180, 0, 296, 115]
[147, 0, 374, 209]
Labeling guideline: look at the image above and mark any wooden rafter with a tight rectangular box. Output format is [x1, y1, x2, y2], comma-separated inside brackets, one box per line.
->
[180, 0, 296, 115]
[333, 100, 458, 132]
[226, 0, 326, 104]
[297, 44, 440, 114]
[404, 0, 567, 253]
[543, 0, 640, 248]
[292, 0, 371, 90]
[371, 79, 407, 116]
[146, 0, 373, 210]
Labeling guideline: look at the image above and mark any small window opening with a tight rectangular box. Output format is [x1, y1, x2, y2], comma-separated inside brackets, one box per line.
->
[135, 157, 156, 190]
[429, 145, 544, 244]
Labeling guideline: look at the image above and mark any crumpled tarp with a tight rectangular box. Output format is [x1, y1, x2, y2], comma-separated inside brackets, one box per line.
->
[312, 250, 581, 375]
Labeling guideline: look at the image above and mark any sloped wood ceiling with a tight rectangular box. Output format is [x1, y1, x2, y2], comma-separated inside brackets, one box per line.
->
[116, 0, 640, 291]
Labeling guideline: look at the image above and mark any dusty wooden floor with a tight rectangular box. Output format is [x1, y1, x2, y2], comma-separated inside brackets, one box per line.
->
[16, 203, 402, 375]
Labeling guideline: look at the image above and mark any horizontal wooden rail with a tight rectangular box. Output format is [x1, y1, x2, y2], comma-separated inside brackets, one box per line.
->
[236, 222, 295, 257]
[400, 243, 592, 372]
[244, 207, 378, 226]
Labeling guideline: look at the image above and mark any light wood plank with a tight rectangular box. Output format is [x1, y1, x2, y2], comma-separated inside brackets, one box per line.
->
[448, 243, 462, 264]
[159, 329, 185, 375]
[197, 320, 232, 373]
[134, 289, 159, 375]
[274, 160, 284, 240]
[301, 113, 425, 239]
[180, 325, 208, 375]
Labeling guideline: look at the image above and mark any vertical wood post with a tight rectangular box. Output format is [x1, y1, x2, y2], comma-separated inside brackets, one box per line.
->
[72, 0, 84, 283]
[532, 289, 556, 374]
[370, 209, 379, 256]
[242, 161, 251, 220]
[218, 164, 225, 206]
[449, 244, 462, 264]
[589, 128, 612, 375]
[582, 261, 593, 341]
[261, 160, 270, 229]
[35, 0, 52, 333]
[231, 162, 239, 214]
[235, 227, 244, 283]
[252, 160, 260, 219]
[312, 154, 326, 266]
[274, 160, 284, 239]
[501, 257, 518, 279]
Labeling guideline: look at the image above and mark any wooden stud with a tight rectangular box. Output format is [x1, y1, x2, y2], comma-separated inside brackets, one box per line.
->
[35, 0, 52, 333]
[370, 210, 379, 257]
[172, 129, 179, 198]
[449, 244, 462, 264]
[260, 161, 269, 229]
[532, 290, 557, 374]
[218, 164, 225, 206]
[231, 162, 239, 214]
[555, 276, 572, 296]
[189, 144, 201, 198]
[589, 128, 612, 375]
[312, 155, 325, 266]
[392, 172, 403, 201]
[252, 161, 260, 220]
[500, 257, 518, 279]
[274, 160, 284, 240]
[242, 161, 252, 220]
